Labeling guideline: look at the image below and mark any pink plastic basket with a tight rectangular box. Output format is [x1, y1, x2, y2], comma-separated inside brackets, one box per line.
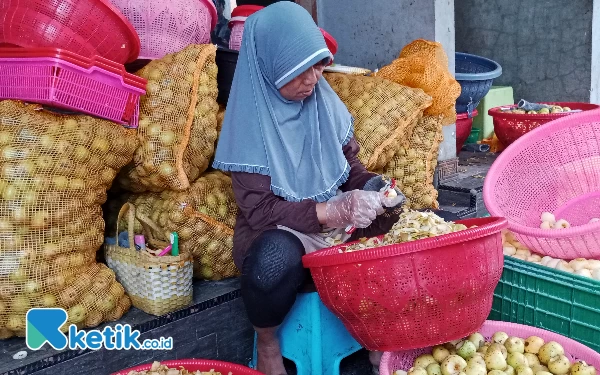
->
[228, 5, 264, 51]
[112, 359, 264, 375]
[380, 320, 600, 375]
[483, 109, 600, 259]
[0, 48, 146, 128]
[0, 0, 140, 64]
[229, 21, 246, 51]
[110, 0, 217, 60]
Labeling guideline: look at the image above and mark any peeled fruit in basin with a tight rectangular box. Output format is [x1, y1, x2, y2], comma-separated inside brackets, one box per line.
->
[488, 371, 506, 375]
[570, 361, 597, 375]
[505, 366, 515, 375]
[415, 354, 438, 369]
[516, 365, 534, 375]
[537, 372, 554, 375]
[485, 350, 508, 371]
[408, 367, 428, 375]
[524, 353, 540, 367]
[507, 352, 529, 368]
[468, 355, 487, 369]
[468, 332, 486, 349]
[540, 212, 556, 223]
[441, 355, 468, 375]
[547, 355, 570, 375]
[456, 340, 477, 360]
[492, 332, 509, 345]
[538, 342, 564, 365]
[505, 337, 526, 353]
[489, 343, 508, 359]
[478, 343, 490, 355]
[531, 365, 550, 374]
[427, 363, 443, 375]
[464, 363, 487, 375]
[433, 345, 452, 363]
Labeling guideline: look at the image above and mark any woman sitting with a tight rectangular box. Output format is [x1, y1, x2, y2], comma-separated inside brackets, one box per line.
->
[213, 3, 458, 374]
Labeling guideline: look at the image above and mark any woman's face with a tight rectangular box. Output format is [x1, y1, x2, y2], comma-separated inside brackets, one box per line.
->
[279, 61, 327, 101]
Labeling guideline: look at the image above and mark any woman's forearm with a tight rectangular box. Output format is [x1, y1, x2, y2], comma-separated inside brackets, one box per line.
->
[316, 202, 327, 225]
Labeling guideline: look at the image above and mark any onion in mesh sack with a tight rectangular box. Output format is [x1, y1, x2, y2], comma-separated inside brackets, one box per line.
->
[0, 101, 136, 338]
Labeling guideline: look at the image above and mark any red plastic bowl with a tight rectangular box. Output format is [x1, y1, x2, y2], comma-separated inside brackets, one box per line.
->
[489, 102, 600, 147]
[302, 217, 508, 352]
[0, 0, 141, 64]
[112, 359, 264, 375]
[456, 109, 478, 153]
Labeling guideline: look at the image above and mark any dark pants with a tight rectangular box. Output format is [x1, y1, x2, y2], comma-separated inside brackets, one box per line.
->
[240, 209, 460, 328]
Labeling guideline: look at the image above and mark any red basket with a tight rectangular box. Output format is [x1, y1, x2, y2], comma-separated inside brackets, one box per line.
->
[489, 102, 600, 147]
[456, 109, 478, 153]
[112, 359, 264, 375]
[0, 0, 141, 64]
[302, 217, 508, 352]
[0, 48, 147, 128]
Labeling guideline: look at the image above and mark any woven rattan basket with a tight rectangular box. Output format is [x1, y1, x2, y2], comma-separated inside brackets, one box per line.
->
[105, 203, 193, 316]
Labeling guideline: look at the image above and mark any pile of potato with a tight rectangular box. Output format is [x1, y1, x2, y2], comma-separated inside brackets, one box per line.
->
[325, 72, 432, 170]
[0, 101, 136, 338]
[382, 115, 443, 209]
[119, 44, 220, 193]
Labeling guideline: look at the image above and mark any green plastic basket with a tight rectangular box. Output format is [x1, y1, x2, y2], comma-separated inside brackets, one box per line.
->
[490, 256, 600, 352]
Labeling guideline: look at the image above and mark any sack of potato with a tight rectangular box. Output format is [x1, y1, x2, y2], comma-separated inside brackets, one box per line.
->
[118, 44, 220, 193]
[324, 73, 432, 170]
[381, 115, 444, 209]
[0, 101, 136, 338]
[122, 171, 239, 281]
[374, 39, 460, 125]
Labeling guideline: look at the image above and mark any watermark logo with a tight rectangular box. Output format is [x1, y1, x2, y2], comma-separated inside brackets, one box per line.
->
[26, 308, 173, 351]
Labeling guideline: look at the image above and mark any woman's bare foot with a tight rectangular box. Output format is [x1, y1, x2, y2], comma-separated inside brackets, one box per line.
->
[255, 326, 287, 375]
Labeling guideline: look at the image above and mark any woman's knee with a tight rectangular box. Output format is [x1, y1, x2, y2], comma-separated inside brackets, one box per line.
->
[242, 229, 305, 292]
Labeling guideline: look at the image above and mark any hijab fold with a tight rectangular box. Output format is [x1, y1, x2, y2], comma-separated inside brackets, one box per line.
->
[212, 2, 354, 203]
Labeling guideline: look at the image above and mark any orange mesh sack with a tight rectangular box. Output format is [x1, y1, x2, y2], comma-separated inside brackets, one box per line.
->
[119, 44, 220, 193]
[375, 39, 461, 125]
[382, 115, 444, 209]
[324, 73, 432, 170]
[0, 101, 136, 339]
[123, 171, 239, 281]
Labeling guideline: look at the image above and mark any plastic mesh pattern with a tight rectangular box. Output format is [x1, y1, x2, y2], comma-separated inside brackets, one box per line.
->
[229, 22, 245, 51]
[380, 320, 600, 375]
[109, 0, 217, 60]
[0, 0, 140, 63]
[0, 54, 146, 128]
[0, 101, 136, 339]
[484, 109, 600, 259]
[302, 217, 508, 351]
[324, 72, 432, 170]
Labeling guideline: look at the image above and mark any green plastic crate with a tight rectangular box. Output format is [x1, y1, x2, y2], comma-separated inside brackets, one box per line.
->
[490, 256, 600, 352]
[473, 86, 514, 140]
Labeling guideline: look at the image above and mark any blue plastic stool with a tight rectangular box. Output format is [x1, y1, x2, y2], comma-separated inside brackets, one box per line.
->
[249, 291, 362, 375]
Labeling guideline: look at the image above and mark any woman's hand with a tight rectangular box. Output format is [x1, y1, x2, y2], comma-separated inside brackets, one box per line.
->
[363, 175, 406, 210]
[316, 190, 385, 228]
